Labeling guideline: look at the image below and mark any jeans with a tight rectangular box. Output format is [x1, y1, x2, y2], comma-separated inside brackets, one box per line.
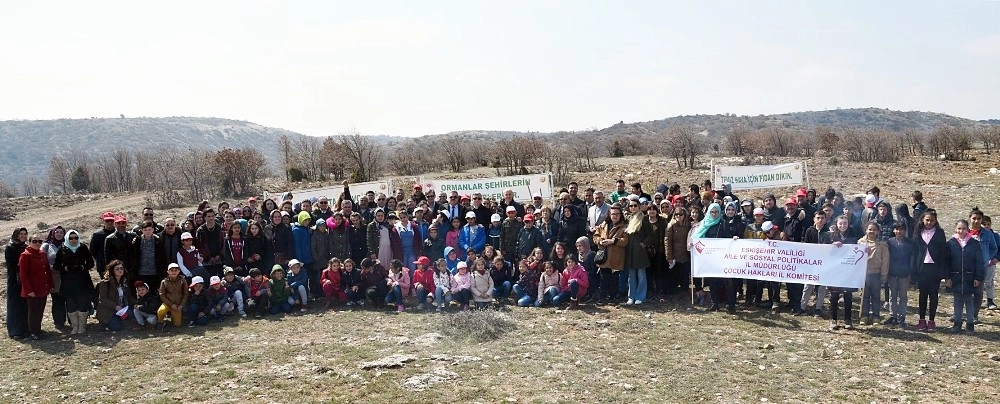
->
[535, 286, 558, 307]
[385, 285, 404, 305]
[434, 286, 453, 306]
[953, 292, 974, 326]
[231, 290, 245, 313]
[974, 264, 996, 321]
[453, 289, 472, 306]
[183, 305, 209, 325]
[106, 308, 133, 331]
[985, 264, 996, 300]
[290, 285, 309, 306]
[513, 284, 534, 307]
[552, 281, 580, 305]
[270, 301, 292, 314]
[860, 273, 883, 318]
[414, 285, 431, 304]
[134, 309, 157, 326]
[887, 276, 909, 322]
[829, 290, 853, 322]
[492, 281, 513, 300]
[800, 284, 827, 312]
[626, 267, 647, 302]
[618, 268, 629, 295]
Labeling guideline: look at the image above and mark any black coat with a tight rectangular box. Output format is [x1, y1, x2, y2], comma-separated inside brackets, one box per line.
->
[947, 237, 984, 295]
[912, 227, 950, 283]
[53, 244, 96, 299]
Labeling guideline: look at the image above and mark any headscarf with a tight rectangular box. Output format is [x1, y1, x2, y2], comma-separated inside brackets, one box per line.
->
[694, 203, 723, 239]
[9, 227, 27, 246]
[45, 225, 65, 248]
[575, 236, 592, 257]
[65, 230, 82, 253]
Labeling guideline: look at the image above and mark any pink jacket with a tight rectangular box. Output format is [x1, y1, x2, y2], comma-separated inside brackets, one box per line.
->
[559, 263, 589, 298]
[451, 271, 471, 291]
[387, 269, 411, 297]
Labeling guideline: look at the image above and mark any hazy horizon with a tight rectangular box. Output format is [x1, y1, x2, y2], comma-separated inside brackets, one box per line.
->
[2, 1, 997, 137]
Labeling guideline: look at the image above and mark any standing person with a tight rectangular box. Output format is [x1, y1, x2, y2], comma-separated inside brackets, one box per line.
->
[391, 210, 422, 278]
[983, 215, 999, 310]
[311, 219, 333, 279]
[780, 197, 806, 313]
[96, 261, 135, 332]
[858, 223, 890, 325]
[497, 189, 524, 218]
[537, 206, 559, 258]
[623, 199, 652, 306]
[5, 228, 29, 340]
[242, 222, 267, 277]
[326, 212, 351, 261]
[515, 214, 543, 263]
[459, 212, 486, 260]
[609, 179, 630, 204]
[910, 191, 927, 224]
[946, 219, 984, 334]
[594, 206, 628, 304]
[130, 221, 162, 293]
[197, 209, 225, 279]
[644, 204, 668, 301]
[913, 211, 949, 332]
[291, 211, 315, 299]
[19, 233, 53, 340]
[800, 211, 830, 317]
[265, 210, 295, 269]
[157, 218, 182, 273]
[90, 212, 116, 278]
[968, 209, 998, 324]
[105, 216, 135, 273]
[223, 222, 249, 277]
[348, 212, 368, 264]
[558, 205, 587, 256]
[588, 191, 610, 235]
[367, 209, 393, 266]
[54, 230, 96, 335]
[40, 226, 69, 331]
[696, 203, 737, 312]
[742, 208, 770, 307]
[885, 222, 916, 327]
[665, 207, 693, 298]
[500, 207, 524, 264]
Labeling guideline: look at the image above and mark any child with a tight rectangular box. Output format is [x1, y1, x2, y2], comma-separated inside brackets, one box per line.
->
[516, 215, 543, 262]
[828, 215, 859, 330]
[357, 258, 389, 307]
[206, 276, 232, 321]
[422, 226, 445, 264]
[157, 263, 189, 331]
[488, 213, 503, 252]
[320, 258, 347, 308]
[885, 222, 916, 327]
[500, 208, 524, 264]
[432, 259, 453, 311]
[286, 259, 309, 312]
[536, 261, 561, 307]
[222, 266, 248, 317]
[451, 261, 473, 310]
[245, 267, 271, 318]
[412, 256, 435, 310]
[552, 255, 590, 309]
[470, 258, 495, 310]
[513, 260, 540, 307]
[858, 223, 890, 325]
[946, 219, 984, 334]
[384, 259, 411, 312]
[184, 276, 211, 326]
[800, 211, 830, 317]
[132, 281, 160, 331]
[444, 246, 460, 274]
[269, 266, 293, 315]
[490, 256, 514, 303]
[342, 259, 364, 306]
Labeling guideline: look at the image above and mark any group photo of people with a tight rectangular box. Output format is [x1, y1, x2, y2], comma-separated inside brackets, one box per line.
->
[5, 178, 995, 341]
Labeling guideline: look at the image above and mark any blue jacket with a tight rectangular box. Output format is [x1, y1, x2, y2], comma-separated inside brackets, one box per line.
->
[444, 246, 460, 275]
[947, 236, 984, 295]
[458, 224, 486, 258]
[972, 227, 999, 266]
[886, 237, 916, 278]
[291, 224, 313, 264]
[286, 269, 309, 290]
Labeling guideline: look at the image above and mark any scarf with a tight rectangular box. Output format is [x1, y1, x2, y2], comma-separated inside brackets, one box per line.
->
[694, 203, 722, 239]
[65, 230, 81, 253]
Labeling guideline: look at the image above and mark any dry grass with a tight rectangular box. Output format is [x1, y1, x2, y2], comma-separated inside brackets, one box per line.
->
[2, 292, 999, 403]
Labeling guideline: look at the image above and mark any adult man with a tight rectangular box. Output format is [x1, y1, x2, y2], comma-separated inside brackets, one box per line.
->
[630, 182, 652, 202]
[497, 189, 524, 218]
[90, 212, 116, 277]
[196, 208, 224, 278]
[132, 207, 164, 235]
[795, 188, 817, 230]
[469, 193, 493, 230]
[157, 217, 182, 271]
[104, 215, 135, 271]
[446, 191, 468, 226]
[609, 180, 630, 204]
[761, 193, 785, 230]
[313, 196, 334, 223]
[340, 198, 354, 219]
[567, 182, 586, 210]
[530, 193, 545, 211]
[131, 220, 162, 289]
[780, 197, 806, 314]
[588, 191, 610, 234]
[584, 187, 596, 211]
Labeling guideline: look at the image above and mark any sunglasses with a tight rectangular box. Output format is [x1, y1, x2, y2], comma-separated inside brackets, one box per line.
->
[474, 197, 482, 200]
[629, 204, 639, 208]
[319, 201, 328, 205]
[30, 239, 43, 244]
[144, 213, 154, 217]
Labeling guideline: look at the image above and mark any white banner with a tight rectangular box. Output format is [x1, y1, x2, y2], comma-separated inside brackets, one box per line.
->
[713, 162, 804, 191]
[420, 174, 553, 202]
[272, 181, 393, 204]
[691, 238, 867, 289]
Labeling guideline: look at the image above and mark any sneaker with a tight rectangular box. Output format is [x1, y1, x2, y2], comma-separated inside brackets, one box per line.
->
[346, 301, 354, 306]
[988, 299, 997, 310]
[436, 305, 442, 313]
[916, 319, 927, 331]
[949, 323, 963, 333]
[625, 299, 635, 305]
[634, 300, 643, 305]
[709, 304, 720, 312]
[357, 300, 366, 306]
[829, 320, 839, 330]
[882, 317, 898, 326]
[967, 324, 975, 334]
[300, 306, 308, 313]
[844, 322, 854, 330]
[859, 317, 870, 326]
[397, 304, 405, 313]
[927, 320, 937, 332]
[417, 303, 426, 311]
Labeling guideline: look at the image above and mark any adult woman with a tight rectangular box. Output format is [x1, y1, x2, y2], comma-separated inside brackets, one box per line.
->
[367, 209, 394, 267]
[181, 219, 196, 234]
[537, 206, 559, 258]
[644, 204, 668, 301]
[348, 212, 368, 264]
[550, 242, 569, 273]
[913, 211, 949, 331]
[265, 210, 295, 268]
[193, 211, 205, 229]
[665, 207, 693, 298]
[19, 233, 53, 340]
[695, 203, 736, 312]
[96, 260, 136, 332]
[558, 205, 586, 256]
[40, 226, 68, 331]
[593, 206, 628, 304]
[223, 222, 249, 275]
[623, 199, 652, 305]
[261, 198, 279, 221]
[54, 230, 96, 335]
[5, 227, 29, 340]
[242, 222, 267, 276]
[326, 212, 351, 260]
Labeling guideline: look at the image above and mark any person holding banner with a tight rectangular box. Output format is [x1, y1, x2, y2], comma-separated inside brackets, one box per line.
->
[800, 211, 831, 317]
[828, 215, 859, 330]
[695, 203, 737, 312]
[665, 207, 693, 298]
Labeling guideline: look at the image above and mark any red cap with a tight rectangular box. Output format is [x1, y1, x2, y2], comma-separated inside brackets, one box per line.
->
[461, 195, 470, 201]
[413, 184, 422, 190]
[795, 188, 808, 197]
[523, 214, 534, 222]
[114, 214, 128, 223]
[672, 195, 686, 204]
[248, 197, 257, 203]
[784, 197, 798, 206]
[101, 212, 115, 221]
[413, 256, 430, 266]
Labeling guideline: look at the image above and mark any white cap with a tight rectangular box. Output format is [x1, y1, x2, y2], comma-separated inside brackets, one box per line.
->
[505, 206, 516, 213]
[753, 207, 765, 215]
[465, 211, 476, 219]
[865, 194, 878, 204]
[491, 213, 502, 222]
[190, 276, 204, 287]
[210, 276, 222, 285]
[762, 221, 775, 232]
[181, 232, 193, 240]
[532, 193, 542, 199]
[288, 259, 302, 268]
[167, 263, 180, 270]
[457, 261, 468, 269]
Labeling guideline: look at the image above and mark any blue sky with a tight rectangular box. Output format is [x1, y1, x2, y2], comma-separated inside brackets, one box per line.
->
[1, 1, 997, 136]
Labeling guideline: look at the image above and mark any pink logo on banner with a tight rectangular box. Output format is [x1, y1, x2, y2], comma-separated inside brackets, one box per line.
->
[694, 241, 706, 254]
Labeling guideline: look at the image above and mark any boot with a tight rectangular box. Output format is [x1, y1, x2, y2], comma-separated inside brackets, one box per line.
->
[76, 312, 88, 334]
[67, 312, 78, 335]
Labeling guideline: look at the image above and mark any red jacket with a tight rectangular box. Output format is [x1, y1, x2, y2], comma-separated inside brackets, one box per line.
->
[19, 247, 53, 298]
[412, 268, 435, 292]
[559, 263, 589, 298]
[320, 267, 342, 289]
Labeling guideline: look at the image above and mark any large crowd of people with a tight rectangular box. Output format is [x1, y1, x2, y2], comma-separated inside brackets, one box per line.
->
[5, 178, 995, 341]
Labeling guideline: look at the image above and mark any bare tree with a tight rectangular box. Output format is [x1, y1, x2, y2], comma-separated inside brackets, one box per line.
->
[177, 149, 215, 201]
[723, 125, 751, 156]
[278, 134, 293, 181]
[214, 147, 269, 196]
[0, 179, 15, 198]
[662, 125, 706, 169]
[21, 175, 41, 197]
[977, 125, 1000, 155]
[339, 130, 383, 182]
[320, 136, 350, 180]
[47, 156, 71, 194]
